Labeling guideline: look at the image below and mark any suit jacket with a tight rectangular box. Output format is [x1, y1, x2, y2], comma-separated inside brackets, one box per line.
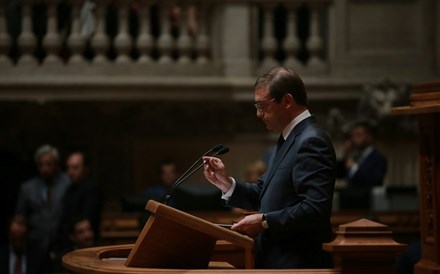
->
[57, 177, 102, 248]
[348, 148, 387, 187]
[0, 244, 51, 274]
[228, 116, 336, 269]
[15, 173, 70, 251]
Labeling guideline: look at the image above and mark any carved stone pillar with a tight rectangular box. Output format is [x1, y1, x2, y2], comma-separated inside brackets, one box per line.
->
[305, 3, 327, 73]
[114, 0, 132, 64]
[91, 0, 109, 64]
[176, 2, 193, 64]
[393, 82, 440, 274]
[42, 0, 62, 65]
[195, 2, 210, 65]
[323, 218, 406, 274]
[0, 0, 11, 66]
[157, 0, 174, 64]
[260, 2, 277, 70]
[283, 3, 302, 70]
[18, 0, 38, 66]
[137, 1, 153, 64]
[67, 0, 86, 64]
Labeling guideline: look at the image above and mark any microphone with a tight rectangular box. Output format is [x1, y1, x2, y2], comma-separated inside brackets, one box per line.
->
[162, 145, 229, 205]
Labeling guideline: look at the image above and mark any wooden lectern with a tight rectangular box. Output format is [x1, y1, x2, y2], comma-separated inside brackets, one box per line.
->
[63, 200, 253, 273]
[125, 200, 254, 269]
[392, 81, 440, 274]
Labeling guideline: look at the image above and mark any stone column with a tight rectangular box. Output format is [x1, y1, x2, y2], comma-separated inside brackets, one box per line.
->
[220, 3, 252, 77]
[0, 0, 11, 66]
[18, 0, 37, 66]
[67, 0, 86, 65]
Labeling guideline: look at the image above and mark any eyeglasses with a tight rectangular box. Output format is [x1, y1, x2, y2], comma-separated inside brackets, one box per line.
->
[254, 98, 275, 112]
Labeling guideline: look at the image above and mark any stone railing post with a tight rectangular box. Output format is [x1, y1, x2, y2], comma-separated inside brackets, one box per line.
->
[157, 0, 174, 64]
[259, 2, 277, 71]
[17, 0, 38, 66]
[42, 0, 62, 65]
[114, 0, 132, 64]
[137, 0, 154, 64]
[283, 2, 302, 70]
[0, 0, 11, 66]
[91, 0, 110, 64]
[305, 2, 327, 73]
[323, 218, 406, 274]
[67, 0, 86, 65]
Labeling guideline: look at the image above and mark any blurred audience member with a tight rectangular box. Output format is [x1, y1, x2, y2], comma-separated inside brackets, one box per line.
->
[337, 120, 387, 187]
[57, 151, 102, 255]
[52, 217, 96, 273]
[69, 218, 96, 250]
[336, 121, 387, 209]
[244, 160, 267, 183]
[14, 145, 69, 262]
[0, 217, 51, 274]
[144, 159, 178, 204]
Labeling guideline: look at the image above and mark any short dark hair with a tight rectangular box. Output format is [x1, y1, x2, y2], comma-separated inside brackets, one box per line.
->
[68, 216, 89, 234]
[68, 151, 91, 167]
[351, 120, 377, 137]
[254, 67, 307, 106]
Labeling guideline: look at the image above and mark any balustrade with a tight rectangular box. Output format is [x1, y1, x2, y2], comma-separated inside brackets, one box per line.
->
[0, 0, 332, 76]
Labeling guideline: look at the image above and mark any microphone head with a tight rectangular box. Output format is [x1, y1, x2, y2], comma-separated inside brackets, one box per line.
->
[211, 144, 224, 152]
[203, 144, 224, 156]
[216, 146, 229, 155]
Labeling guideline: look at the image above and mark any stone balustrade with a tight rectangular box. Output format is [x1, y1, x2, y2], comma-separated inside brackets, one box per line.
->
[0, 0, 331, 76]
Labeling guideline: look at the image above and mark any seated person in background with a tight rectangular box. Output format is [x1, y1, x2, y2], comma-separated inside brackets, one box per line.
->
[244, 160, 267, 184]
[336, 120, 387, 209]
[232, 160, 267, 214]
[337, 120, 387, 187]
[68, 218, 96, 250]
[52, 217, 96, 272]
[144, 159, 178, 204]
[0, 217, 51, 274]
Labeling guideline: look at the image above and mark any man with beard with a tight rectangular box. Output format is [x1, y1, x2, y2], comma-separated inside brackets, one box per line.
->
[337, 120, 387, 187]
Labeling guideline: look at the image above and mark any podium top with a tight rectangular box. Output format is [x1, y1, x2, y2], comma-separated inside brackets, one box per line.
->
[392, 81, 440, 115]
[146, 200, 253, 249]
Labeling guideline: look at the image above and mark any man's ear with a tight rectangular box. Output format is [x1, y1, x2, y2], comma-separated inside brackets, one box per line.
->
[284, 93, 295, 109]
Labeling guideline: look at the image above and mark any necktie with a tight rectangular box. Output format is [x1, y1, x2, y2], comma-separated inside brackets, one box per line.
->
[276, 135, 285, 153]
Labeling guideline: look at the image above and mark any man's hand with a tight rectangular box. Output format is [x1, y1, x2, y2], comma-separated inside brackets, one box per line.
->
[203, 156, 233, 193]
[231, 213, 265, 238]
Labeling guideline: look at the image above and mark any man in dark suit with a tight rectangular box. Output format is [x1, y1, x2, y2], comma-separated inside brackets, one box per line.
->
[14, 144, 69, 264]
[0, 218, 50, 274]
[203, 67, 336, 269]
[337, 120, 387, 187]
[336, 121, 387, 209]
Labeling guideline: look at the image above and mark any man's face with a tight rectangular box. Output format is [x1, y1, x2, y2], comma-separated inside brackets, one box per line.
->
[67, 153, 86, 184]
[70, 219, 94, 249]
[351, 126, 372, 150]
[255, 86, 285, 133]
[160, 163, 177, 187]
[37, 153, 58, 179]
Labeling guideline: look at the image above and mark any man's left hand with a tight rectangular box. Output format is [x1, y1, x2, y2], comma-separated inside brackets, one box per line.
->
[231, 213, 265, 237]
